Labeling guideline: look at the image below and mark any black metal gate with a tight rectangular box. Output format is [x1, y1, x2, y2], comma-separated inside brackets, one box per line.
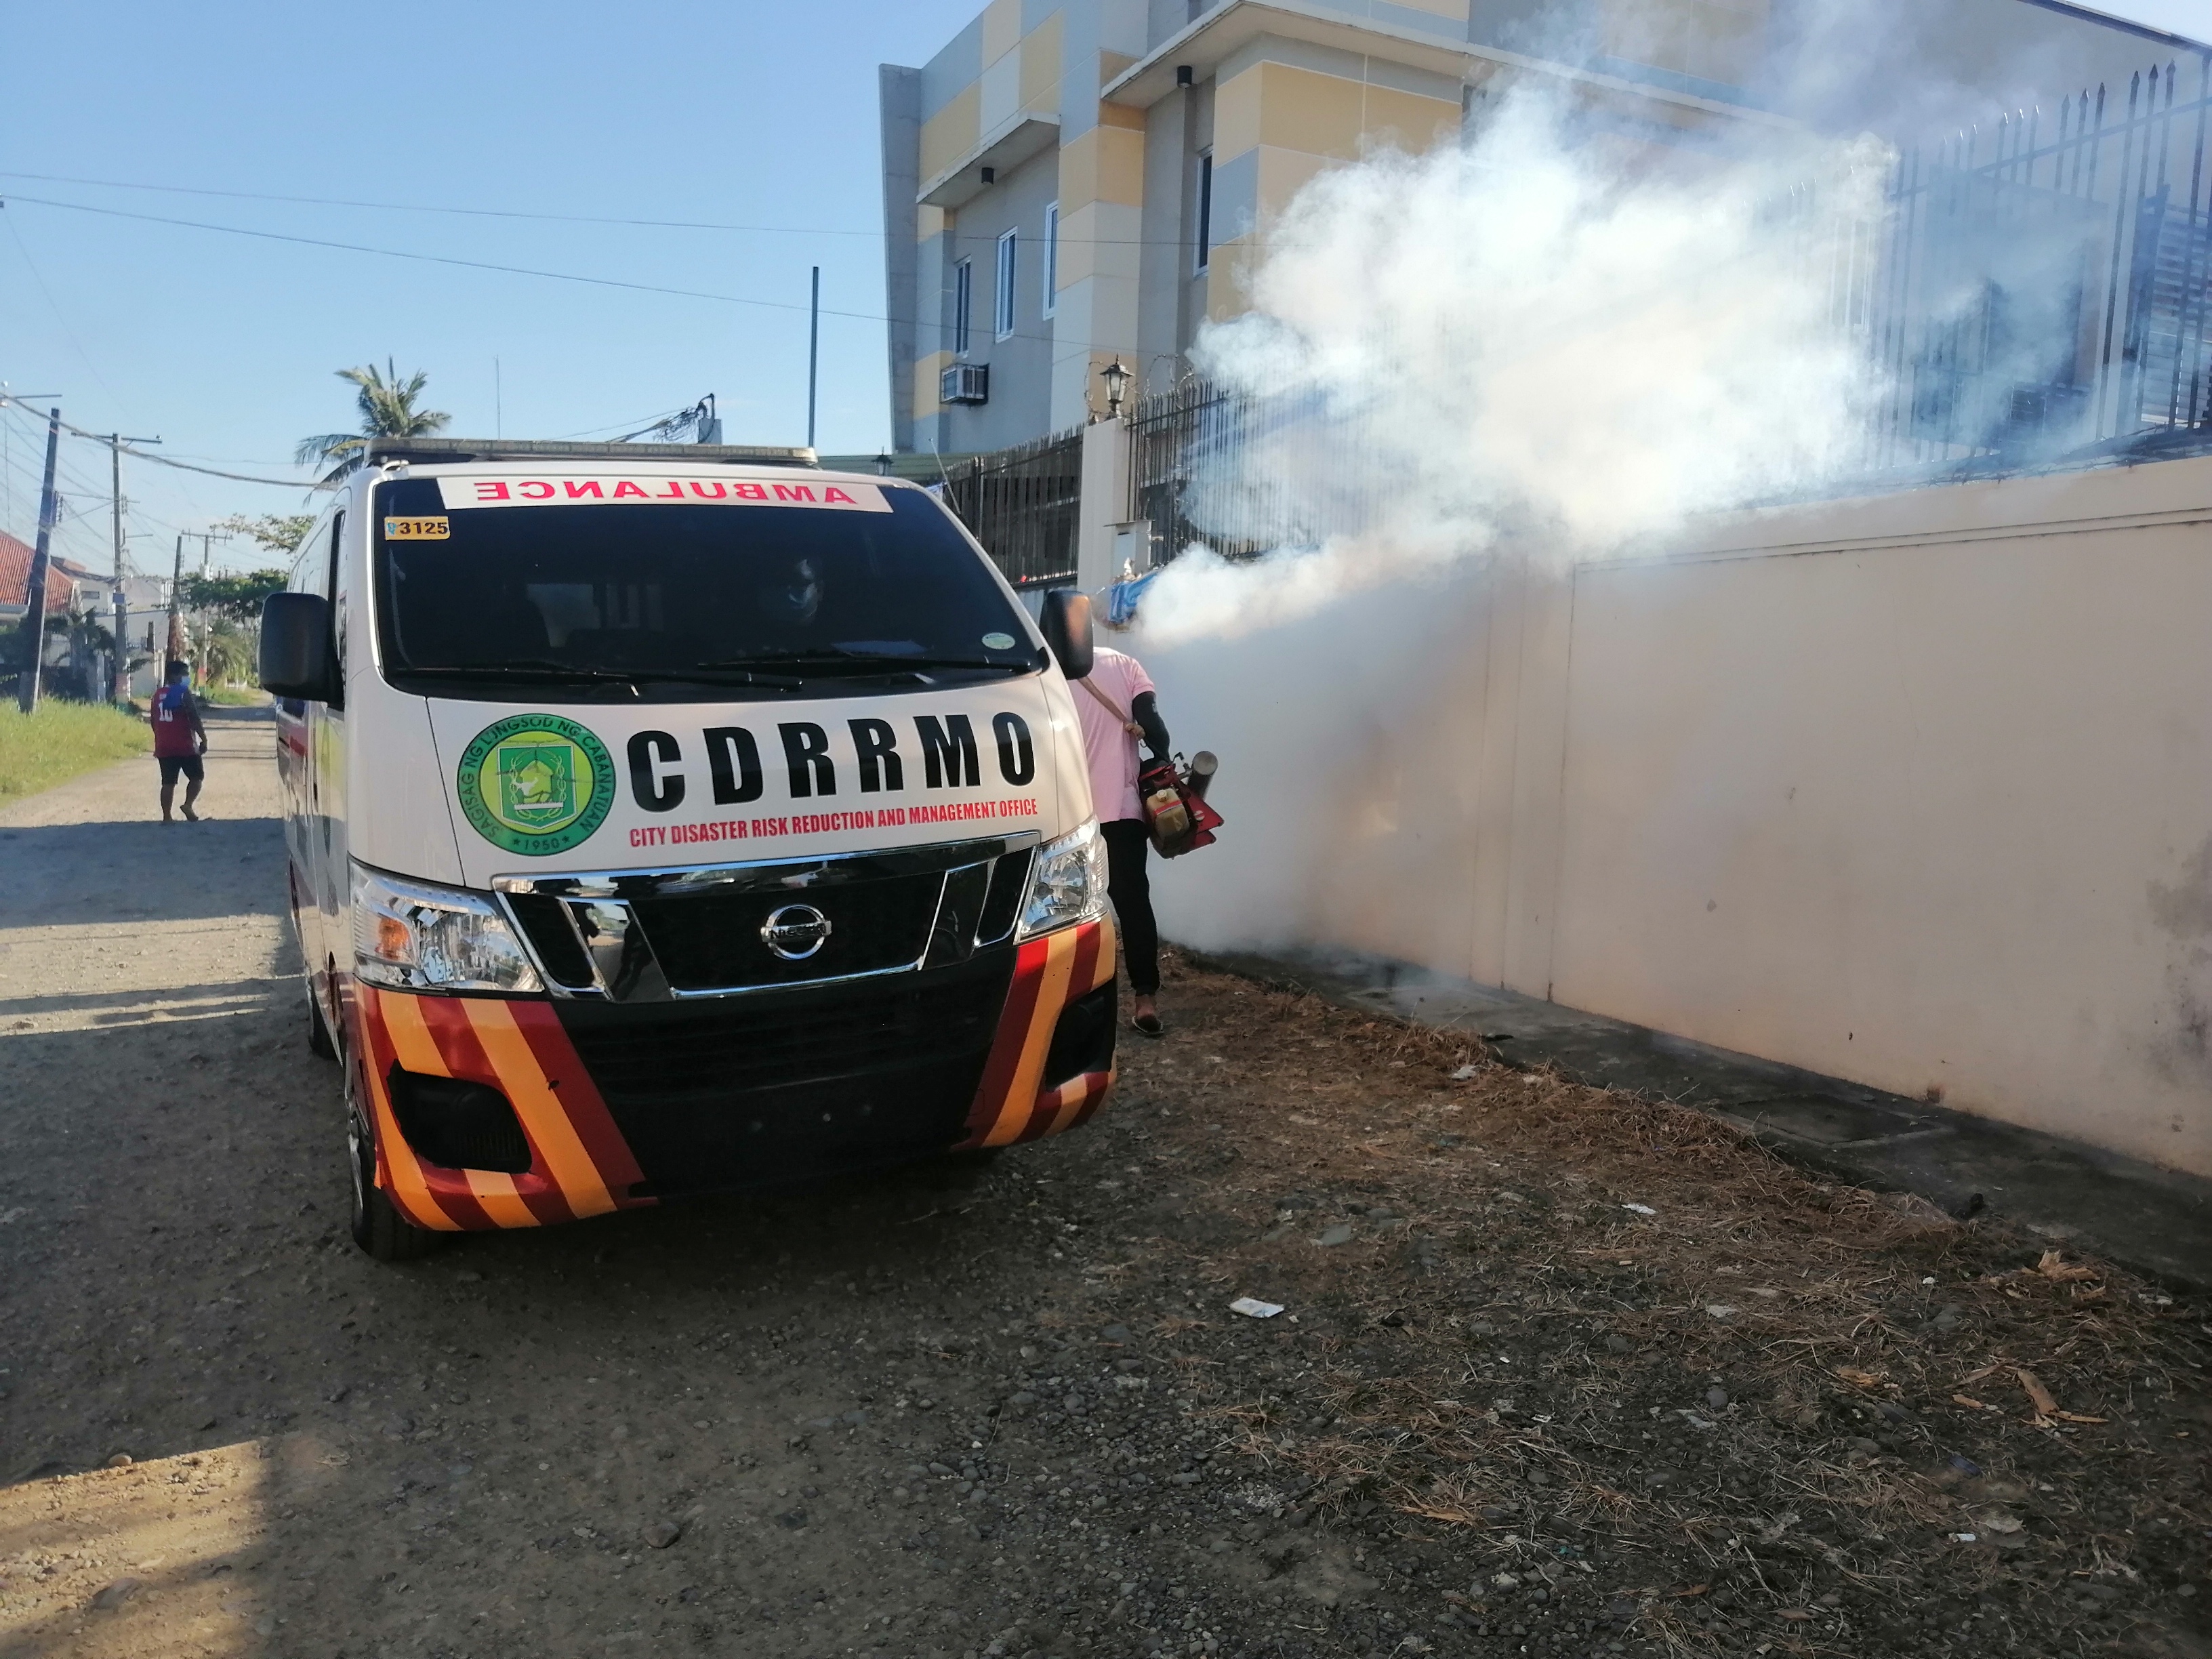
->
[943, 428, 1083, 590]
[1871, 56, 2212, 466]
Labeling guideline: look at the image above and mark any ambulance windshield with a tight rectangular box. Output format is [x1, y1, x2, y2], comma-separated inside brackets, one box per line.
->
[372, 475, 1038, 700]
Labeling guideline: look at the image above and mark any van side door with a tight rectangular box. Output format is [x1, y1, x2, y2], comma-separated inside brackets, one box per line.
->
[308, 508, 352, 1020]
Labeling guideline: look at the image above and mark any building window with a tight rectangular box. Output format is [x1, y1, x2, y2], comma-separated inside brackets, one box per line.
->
[996, 230, 1018, 340]
[1042, 202, 1059, 319]
[954, 259, 973, 356]
[1195, 150, 1214, 273]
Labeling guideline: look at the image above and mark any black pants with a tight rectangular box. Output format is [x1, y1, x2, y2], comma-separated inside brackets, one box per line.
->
[1100, 818, 1159, 996]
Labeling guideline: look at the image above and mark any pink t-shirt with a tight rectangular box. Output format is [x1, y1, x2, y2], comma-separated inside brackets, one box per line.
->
[1073, 647, 1157, 823]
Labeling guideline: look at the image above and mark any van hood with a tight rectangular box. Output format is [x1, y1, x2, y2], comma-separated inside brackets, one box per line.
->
[419, 676, 1082, 889]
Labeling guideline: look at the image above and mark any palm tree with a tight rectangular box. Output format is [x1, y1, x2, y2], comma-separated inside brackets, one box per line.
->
[295, 360, 451, 481]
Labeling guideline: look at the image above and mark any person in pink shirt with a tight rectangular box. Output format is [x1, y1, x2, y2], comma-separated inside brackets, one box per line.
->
[1073, 644, 1174, 1036]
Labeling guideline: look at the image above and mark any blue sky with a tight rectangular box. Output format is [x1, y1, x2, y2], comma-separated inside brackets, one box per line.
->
[0, 0, 980, 572]
[1, 0, 2202, 573]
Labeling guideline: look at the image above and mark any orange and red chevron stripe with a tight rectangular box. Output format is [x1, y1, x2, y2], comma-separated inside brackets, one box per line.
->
[348, 914, 1118, 1231]
[960, 915, 1118, 1149]
[352, 987, 650, 1232]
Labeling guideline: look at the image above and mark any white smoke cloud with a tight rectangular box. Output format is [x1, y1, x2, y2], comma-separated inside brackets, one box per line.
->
[1137, 88, 1891, 649]
[1127, 80, 1896, 956]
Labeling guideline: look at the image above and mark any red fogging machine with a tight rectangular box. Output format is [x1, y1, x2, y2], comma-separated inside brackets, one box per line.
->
[1139, 750, 1224, 857]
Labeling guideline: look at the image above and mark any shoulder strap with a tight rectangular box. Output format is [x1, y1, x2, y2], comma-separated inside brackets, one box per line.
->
[1078, 675, 1128, 725]
[1077, 674, 1146, 740]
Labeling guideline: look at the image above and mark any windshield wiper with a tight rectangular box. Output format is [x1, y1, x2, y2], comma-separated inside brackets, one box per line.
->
[401, 661, 634, 683]
[401, 659, 804, 689]
[697, 649, 1030, 676]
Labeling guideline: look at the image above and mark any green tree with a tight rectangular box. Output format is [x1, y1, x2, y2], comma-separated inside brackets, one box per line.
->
[215, 513, 316, 558]
[295, 359, 450, 482]
[200, 617, 256, 687]
[180, 569, 289, 623]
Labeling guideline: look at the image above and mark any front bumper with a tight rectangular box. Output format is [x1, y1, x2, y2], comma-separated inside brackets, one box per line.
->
[347, 915, 1117, 1231]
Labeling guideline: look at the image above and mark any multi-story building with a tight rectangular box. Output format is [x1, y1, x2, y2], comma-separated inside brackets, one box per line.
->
[880, 0, 2209, 456]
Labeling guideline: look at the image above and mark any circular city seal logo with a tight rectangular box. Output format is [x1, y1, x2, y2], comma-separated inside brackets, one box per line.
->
[455, 714, 615, 857]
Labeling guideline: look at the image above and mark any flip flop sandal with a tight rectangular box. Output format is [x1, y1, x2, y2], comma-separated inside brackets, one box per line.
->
[1131, 1012, 1164, 1038]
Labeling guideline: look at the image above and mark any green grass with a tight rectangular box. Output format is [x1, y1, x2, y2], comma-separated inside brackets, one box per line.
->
[202, 685, 266, 706]
[0, 700, 153, 802]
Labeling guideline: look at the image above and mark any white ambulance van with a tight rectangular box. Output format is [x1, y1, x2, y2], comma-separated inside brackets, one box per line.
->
[260, 438, 1116, 1261]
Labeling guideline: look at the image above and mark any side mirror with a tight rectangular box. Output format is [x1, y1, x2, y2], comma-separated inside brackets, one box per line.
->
[260, 592, 338, 702]
[1041, 589, 1094, 681]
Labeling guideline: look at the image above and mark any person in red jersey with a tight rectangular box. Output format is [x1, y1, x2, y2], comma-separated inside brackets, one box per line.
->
[149, 659, 207, 823]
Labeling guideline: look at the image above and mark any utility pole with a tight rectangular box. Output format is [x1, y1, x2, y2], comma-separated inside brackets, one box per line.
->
[105, 431, 160, 703]
[15, 408, 62, 716]
[166, 533, 187, 673]
[112, 586, 129, 705]
[807, 265, 821, 450]
[104, 432, 161, 581]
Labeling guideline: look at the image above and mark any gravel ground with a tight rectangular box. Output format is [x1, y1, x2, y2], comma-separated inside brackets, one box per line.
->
[0, 709, 2205, 1659]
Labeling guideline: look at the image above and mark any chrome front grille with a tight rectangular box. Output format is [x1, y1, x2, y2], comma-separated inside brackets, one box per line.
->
[493, 834, 1038, 1002]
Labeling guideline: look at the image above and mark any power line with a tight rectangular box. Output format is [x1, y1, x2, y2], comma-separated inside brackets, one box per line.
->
[4, 192, 891, 326]
[0, 169, 884, 238]
[0, 394, 325, 489]
[0, 168, 1211, 249]
[1, 193, 1129, 356]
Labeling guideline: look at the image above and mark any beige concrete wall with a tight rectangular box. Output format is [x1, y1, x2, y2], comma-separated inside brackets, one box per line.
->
[1280, 457, 2212, 1176]
[1543, 459, 2212, 1174]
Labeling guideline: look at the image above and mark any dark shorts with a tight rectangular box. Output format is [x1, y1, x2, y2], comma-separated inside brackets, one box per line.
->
[158, 754, 205, 786]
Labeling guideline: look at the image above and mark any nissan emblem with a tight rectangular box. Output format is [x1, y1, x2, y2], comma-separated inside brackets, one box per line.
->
[760, 903, 834, 960]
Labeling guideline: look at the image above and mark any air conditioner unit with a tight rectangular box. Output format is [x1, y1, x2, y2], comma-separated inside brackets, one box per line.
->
[941, 363, 989, 405]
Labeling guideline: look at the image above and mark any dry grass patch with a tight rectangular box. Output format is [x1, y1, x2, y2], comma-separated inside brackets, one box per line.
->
[1106, 954, 2210, 1656]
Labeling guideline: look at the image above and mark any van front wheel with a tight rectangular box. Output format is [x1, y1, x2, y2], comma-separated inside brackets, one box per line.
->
[347, 1081, 438, 1263]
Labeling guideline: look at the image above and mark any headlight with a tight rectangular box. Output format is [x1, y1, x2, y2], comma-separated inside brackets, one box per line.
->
[1020, 819, 1108, 939]
[352, 863, 542, 994]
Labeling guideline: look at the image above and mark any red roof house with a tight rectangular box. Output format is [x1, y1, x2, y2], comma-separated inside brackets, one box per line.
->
[0, 531, 85, 618]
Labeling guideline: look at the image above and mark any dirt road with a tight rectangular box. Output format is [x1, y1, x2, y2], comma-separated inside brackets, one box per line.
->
[0, 708, 2205, 1659]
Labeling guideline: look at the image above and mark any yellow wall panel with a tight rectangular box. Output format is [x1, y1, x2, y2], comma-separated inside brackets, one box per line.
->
[1214, 63, 1264, 162]
[1257, 63, 1366, 161]
[1095, 125, 1145, 207]
[1057, 127, 1100, 214]
[1021, 12, 1064, 114]
[914, 352, 951, 419]
[920, 83, 981, 183]
[1361, 85, 1462, 154]
[983, 0, 1021, 67]
[918, 204, 946, 241]
[1054, 201, 1099, 287]
[1255, 145, 1331, 223]
[1056, 125, 1143, 214]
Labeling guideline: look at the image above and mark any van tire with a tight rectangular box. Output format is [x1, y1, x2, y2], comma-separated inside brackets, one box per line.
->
[307, 983, 339, 1061]
[347, 1074, 439, 1263]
